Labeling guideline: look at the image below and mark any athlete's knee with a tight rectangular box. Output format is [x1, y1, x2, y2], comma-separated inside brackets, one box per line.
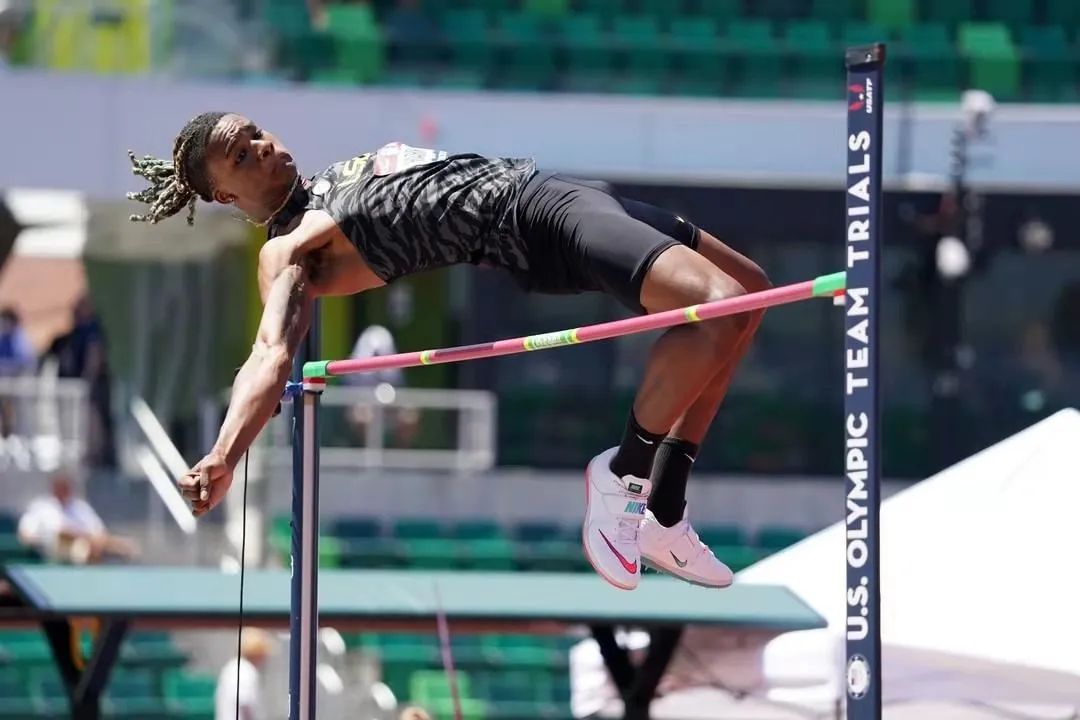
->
[700, 277, 751, 341]
[745, 262, 772, 294]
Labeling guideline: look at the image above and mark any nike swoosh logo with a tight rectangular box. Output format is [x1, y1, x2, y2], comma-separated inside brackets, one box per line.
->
[635, 434, 655, 445]
[670, 551, 688, 568]
[598, 530, 638, 575]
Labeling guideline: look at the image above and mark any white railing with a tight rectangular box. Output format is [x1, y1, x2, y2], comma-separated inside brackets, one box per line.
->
[128, 396, 197, 535]
[0, 376, 87, 472]
[205, 384, 497, 473]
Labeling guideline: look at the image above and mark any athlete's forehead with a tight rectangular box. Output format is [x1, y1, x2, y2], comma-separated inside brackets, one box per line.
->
[207, 113, 254, 159]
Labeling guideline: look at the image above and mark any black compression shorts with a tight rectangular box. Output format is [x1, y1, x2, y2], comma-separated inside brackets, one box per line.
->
[514, 172, 700, 313]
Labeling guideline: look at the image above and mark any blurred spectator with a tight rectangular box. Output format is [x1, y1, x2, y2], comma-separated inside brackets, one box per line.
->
[214, 628, 274, 720]
[344, 324, 420, 448]
[17, 471, 139, 564]
[399, 707, 432, 720]
[0, 307, 35, 375]
[43, 295, 116, 467]
[0, 307, 35, 437]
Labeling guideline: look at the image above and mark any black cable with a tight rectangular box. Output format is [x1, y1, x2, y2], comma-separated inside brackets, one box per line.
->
[235, 450, 249, 720]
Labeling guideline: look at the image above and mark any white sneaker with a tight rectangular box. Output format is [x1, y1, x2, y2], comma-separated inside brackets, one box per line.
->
[582, 447, 651, 591]
[639, 508, 734, 589]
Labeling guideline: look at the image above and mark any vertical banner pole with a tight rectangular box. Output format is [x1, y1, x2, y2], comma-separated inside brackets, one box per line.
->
[289, 302, 321, 720]
[843, 43, 885, 719]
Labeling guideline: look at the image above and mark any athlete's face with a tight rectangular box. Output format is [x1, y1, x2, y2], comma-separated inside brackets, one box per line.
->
[203, 114, 297, 214]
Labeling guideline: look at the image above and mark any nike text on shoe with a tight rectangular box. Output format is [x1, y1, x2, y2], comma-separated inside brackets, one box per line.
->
[639, 508, 734, 589]
[583, 447, 652, 591]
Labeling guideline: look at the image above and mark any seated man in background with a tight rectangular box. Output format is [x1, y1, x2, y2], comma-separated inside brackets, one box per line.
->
[17, 472, 139, 564]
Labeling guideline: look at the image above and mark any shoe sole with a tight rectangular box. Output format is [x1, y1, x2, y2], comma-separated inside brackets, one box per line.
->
[641, 555, 734, 590]
[582, 456, 638, 591]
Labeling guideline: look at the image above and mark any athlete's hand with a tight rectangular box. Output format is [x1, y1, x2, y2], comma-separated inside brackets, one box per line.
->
[179, 452, 233, 518]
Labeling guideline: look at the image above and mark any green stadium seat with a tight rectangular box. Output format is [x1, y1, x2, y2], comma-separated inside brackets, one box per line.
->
[481, 635, 565, 670]
[716, 545, 765, 572]
[696, 524, 747, 548]
[668, 16, 727, 96]
[983, 0, 1034, 31]
[784, 20, 840, 99]
[442, 8, 495, 80]
[499, 25, 571, 94]
[120, 631, 187, 668]
[471, 0, 516, 20]
[577, 0, 624, 17]
[523, 0, 570, 19]
[435, 68, 489, 90]
[452, 520, 503, 540]
[513, 521, 563, 543]
[697, 0, 740, 27]
[754, 526, 808, 551]
[393, 518, 446, 540]
[613, 15, 668, 79]
[637, 0, 689, 28]
[725, 20, 783, 98]
[867, 0, 914, 33]
[1044, 0, 1080, 29]
[449, 634, 488, 666]
[1019, 26, 1076, 102]
[105, 669, 165, 719]
[384, 2, 442, 68]
[0, 512, 16, 534]
[332, 517, 382, 539]
[0, 632, 51, 666]
[409, 670, 486, 720]
[897, 23, 962, 101]
[459, 537, 517, 570]
[164, 671, 215, 720]
[921, 0, 974, 26]
[477, 670, 559, 719]
[812, 0, 861, 31]
[325, 4, 385, 84]
[958, 22, 1020, 100]
[516, 539, 587, 572]
[558, 13, 614, 92]
[401, 538, 460, 569]
[0, 668, 35, 718]
[842, 21, 890, 45]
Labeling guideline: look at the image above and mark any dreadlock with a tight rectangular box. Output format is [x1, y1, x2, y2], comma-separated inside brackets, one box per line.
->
[126, 112, 228, 226]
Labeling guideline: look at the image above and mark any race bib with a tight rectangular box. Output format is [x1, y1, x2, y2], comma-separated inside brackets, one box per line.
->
[373, 142, 448, 176]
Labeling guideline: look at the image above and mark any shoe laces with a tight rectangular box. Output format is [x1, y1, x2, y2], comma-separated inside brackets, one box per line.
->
[615, 516, 640, 545]
[610, 477, 646, 544]
[682, 522, 716, 560]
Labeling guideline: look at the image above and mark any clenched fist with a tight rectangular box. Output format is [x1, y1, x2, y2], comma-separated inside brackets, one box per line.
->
[179, 452, 234, 518]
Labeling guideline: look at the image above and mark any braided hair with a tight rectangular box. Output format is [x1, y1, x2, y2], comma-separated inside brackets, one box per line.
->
[126, 112, 227, 226]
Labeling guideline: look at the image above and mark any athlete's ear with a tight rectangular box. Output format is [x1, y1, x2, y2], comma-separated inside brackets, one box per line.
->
[213, 189, 236, 205]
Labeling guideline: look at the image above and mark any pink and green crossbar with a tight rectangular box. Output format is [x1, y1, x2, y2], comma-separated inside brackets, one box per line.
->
[303, 271, 845, 380]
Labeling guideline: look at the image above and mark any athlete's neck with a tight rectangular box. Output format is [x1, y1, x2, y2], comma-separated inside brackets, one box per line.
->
[248, 174, 302, 228]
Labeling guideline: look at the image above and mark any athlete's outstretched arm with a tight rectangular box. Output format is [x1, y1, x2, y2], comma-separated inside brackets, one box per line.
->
[218, 263, 313, 465]
[179, 263, 313, 516]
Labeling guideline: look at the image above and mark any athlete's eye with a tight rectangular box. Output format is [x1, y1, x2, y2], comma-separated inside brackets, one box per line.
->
[253, 129, 264, 140]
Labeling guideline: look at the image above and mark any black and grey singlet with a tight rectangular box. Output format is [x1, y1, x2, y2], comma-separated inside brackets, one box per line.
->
[269, 142, 537, 285]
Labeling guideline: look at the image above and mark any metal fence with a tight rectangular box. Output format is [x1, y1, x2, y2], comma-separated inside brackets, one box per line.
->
[0, 376, 87, 472]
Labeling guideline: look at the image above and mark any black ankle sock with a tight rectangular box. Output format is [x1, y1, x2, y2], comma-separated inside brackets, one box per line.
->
[609, 410, 666, 480]
[647, 438, 699, 527]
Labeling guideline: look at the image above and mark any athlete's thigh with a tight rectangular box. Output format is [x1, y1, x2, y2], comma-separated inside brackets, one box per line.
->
[620, 196, 768, 293]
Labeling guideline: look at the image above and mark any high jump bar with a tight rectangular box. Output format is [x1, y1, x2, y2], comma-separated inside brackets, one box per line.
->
[301, 271, 845, 380]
